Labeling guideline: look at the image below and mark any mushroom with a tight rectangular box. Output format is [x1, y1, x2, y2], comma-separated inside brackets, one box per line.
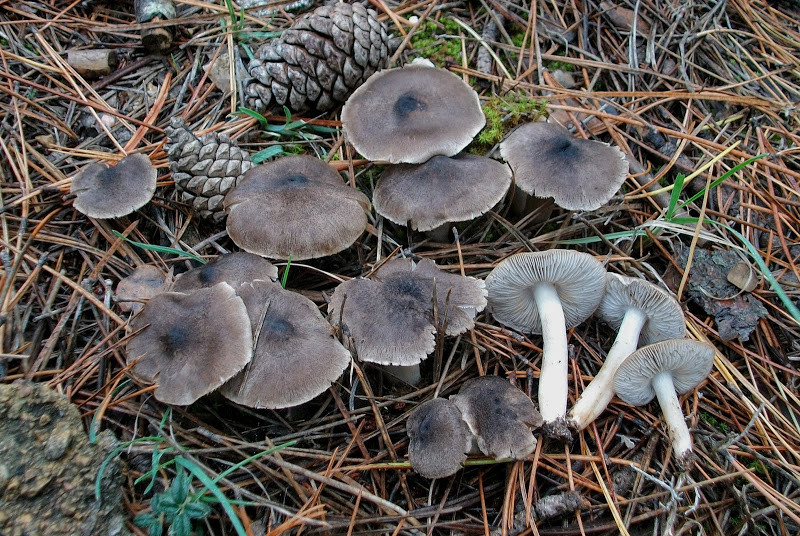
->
[372, 154, 512, 240]
[126, 282, 253, 406]
[115, 264, 171, 314]
[70, 153, 157, 218]
[406, 398, 472, 479]
[568, 273, 685, 431]
[341, 60, 485, 164]
[499, 122, 628, 212]
[484, 250, 606, 440]
[172, 252, 278, 292]
[224, 155, 371, 260]
[613, 339, 715, 468]
[449, 376, 543, 459]
[328, 257, 487, 385]
[219, 280, 351, 409]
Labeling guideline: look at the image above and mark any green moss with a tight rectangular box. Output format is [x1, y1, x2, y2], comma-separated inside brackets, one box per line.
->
[472, 93, 547, 149]
[410, 18, 462, 66]
[701, 412, 730, 433]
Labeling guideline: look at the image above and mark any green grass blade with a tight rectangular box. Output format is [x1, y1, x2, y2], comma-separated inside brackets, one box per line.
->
[175, 457, 247, 536]
[112, 231, 206, 264]
[252, 145, 284, 164]
[667, 173, 685, 220]
[676, 154, 768, 212]
[211, 440, 297, 484]
[280, 256, 292, 288]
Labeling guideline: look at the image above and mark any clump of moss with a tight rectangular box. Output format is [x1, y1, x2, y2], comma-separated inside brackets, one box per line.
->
[410, 18, 462, 66]
[473, 93, 547, 149]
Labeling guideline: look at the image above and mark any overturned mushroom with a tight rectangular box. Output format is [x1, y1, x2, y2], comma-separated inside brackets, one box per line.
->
[500, 122, 628, 212]
[373, 154, 512, 239]
[70, 153, 157, 218]
[224, 156, 370, 260]
[341, 60, 485, 164]
[219, 280, 351, 409]
[406, 398, 472, 479]
[569, 273, 685, 431]
[613, 339, 715, 468]
[126, 282, 253, 405]
[485, 250, 606, 440]
[450, 376, 543, 460]
[328, 257, 487, 384]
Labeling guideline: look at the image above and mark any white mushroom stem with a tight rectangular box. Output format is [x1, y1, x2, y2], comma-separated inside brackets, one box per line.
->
[534, 282, 570, 426]
[652, 370, 693, 462]
[383, 364, 421, 385]
[569, 308, 648, 430]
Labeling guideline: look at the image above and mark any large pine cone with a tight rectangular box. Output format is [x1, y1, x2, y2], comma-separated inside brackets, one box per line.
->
[245, 3, 392, 113]
[164, 118, 254, 222]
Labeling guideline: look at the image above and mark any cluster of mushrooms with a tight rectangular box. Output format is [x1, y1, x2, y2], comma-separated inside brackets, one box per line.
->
[107, 59, 717, 478]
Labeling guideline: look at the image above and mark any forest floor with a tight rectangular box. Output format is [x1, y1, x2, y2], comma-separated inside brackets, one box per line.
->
[1, 1, 799, 535]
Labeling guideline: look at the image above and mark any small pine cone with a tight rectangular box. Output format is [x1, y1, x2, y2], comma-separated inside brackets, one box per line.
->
[245, 2, 392, 113]
[164, 118, 254, 222]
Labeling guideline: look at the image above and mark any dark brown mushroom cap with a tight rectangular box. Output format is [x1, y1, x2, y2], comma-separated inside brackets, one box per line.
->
[499, 122, 628, 211]
[70, 153, 157, 218]
[406, 398, 472, 479]
[328, 258, 487, 366]
[126, 282, 253, 406]
[172, 252, 278, 292]
[450, 376, 543, 460]
[219, 280, 351, 409]
[485, 250, 606, 334]
[224, 156, 371, 260]
[341, 63, 486, 164]
[613, 339, 715, 406]
[115, 265, 170, 313]
[373, 155, 512, 231]
[597, 273, 686, 345]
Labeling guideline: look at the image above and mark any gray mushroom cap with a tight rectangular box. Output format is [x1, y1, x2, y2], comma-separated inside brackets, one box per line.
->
[450, 376, 543, 460]
[373, 155, 512, 231]
[485, 250, 607, 334]
[341, 63, 485, 164]
[172, 252, 278, 292]
[220, 280, 351, 409]
[224, 156, 370, 260]
[126, 282, 253, 406]
[613, 339, 715, 406]
[499, 122, 628, 211]
[115, 265, 170, 314]
[327, 257, 487, 367]
[406, 398, 472, 479]
[70, 153, 157, 218]
[597, 273, 686, 345]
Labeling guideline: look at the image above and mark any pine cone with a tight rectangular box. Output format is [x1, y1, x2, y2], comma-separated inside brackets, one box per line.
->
[245, 3, 392, 113]
[164, 118, 254, 222]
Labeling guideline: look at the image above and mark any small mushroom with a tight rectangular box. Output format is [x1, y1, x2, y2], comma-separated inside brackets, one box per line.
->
[224, 156, 370, 260]
[406, 398, 472, 479]
[499, 122, 628, 211]
[219, 280, 351, 409]
[70, 153, 157, 218]
[485, 250, 606, 440]
[341, 60, 486, 164]
[126, 282, 253, 406]
[115, 265, 171, 314]
[450, 376, 543, 459]
[613, 339, 715, 468]
[569, 273, 685, 431]
[328, 257, 487, 385]
[172, 252, 278, 292]
[373, 154, 512, 239]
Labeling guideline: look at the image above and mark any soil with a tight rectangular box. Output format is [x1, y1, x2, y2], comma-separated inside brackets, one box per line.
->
[0, 381, 130, 536]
